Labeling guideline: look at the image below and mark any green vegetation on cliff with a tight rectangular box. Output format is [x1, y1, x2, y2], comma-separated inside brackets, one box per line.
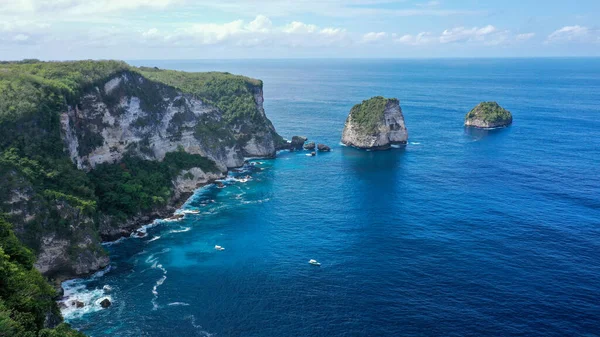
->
[348, 96, 398, 134]
[138, 67, 263, 124]
[0, 217, 85, 337]
[91, 149, 219, 219]
[0, 60, 250, 226]
[465, 102, 512, 125]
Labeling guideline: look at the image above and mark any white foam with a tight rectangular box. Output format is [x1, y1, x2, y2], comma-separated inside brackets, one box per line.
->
[60, 269, 114, 321]
[410, 142, 421, 145]
[169, 227, 191, 234]
[147, 236, 161, 243]
[102, 236, 126, 246]
[241, 198, 271, 205]
[185, 315, 215, 337]
[151, 263, 168, 310]
[168, 302, 190, 306]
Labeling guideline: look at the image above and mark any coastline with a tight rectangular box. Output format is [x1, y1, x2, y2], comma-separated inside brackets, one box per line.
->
[56, 158, 270, 318]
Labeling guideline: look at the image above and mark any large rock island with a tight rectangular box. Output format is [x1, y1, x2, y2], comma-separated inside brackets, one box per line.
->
[464, 102, 513, 128]
[341, 96, 408, 150]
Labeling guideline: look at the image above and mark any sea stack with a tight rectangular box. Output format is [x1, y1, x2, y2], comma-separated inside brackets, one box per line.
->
[341, 96, 408, 150]
[464, 102, 512, 128]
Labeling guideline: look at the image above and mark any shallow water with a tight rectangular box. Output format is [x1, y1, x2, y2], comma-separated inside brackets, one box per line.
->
[64, 59, 600, 336]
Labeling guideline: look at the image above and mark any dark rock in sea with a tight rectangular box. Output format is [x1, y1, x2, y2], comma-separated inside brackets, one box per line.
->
[311, 152, 316, 156]
[304, 142, 316, 150]
[100, 298, 112, 308]
[216, 182, 225, 188]
[464, 102, 512, 128]
[72, 300, 85, 308]
[317, 144, 331, 152]
[290, 136, 308, 150]
[166, 214, 185, 221]
[341, 96, 408, 150]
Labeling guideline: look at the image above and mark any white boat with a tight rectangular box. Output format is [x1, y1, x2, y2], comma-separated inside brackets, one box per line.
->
[308, 259, 321, 266]
[215, 245, 225, 251]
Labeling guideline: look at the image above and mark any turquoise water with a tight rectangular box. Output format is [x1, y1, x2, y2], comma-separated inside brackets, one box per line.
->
[64, 59, 600, 336]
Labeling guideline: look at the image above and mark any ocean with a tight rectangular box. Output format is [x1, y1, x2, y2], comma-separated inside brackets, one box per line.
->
[62, 59, 600, 336]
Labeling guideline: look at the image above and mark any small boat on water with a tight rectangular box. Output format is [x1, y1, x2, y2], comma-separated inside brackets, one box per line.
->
[183, 210, 200, 214]
[308, 259, 321, 266]
[215, 245, 225, 251]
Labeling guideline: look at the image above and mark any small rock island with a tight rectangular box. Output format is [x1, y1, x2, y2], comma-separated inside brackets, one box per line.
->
[464, 102, 513, 129]
[341, 96, 408, 150]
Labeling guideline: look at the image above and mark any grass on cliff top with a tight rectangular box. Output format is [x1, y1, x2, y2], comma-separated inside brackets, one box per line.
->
[348, 96, 398, 134]
[137, 67, 263, 124]
[0, 60, 264, 125]
[465, 102, 512, 124]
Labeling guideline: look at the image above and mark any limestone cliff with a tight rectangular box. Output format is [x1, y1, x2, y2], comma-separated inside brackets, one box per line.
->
[341, 96, 408, 150]
[0, 61, 284, 283]
[61, 71, 281, 171]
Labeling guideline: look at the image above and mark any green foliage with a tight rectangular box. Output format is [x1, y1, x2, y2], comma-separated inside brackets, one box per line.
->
[348, 96, 397, 134]
[137, 67, 262, 124]
[90, 151, 218, 219]
[0, 217, 84, 337]
[42, 191, 96, 215]
[465, 102, 512, 124]
[39, 323, 86, 337]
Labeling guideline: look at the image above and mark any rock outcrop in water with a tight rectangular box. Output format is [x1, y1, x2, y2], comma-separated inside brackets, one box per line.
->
[464, 102, 512, 128]
[341, 96, 408, 150]
[304, 142, 316, 150]
[317, 144, 331, 152]
[289, 136, 307, 150]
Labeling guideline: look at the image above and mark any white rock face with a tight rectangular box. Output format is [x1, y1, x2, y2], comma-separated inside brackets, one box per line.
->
[172, 168, 225, 201]
[341, 98, 408, 149]
[61, 72, 280, 172]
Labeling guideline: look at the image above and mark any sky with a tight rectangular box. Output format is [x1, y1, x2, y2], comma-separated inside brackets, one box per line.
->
[1, 0, 599, 60]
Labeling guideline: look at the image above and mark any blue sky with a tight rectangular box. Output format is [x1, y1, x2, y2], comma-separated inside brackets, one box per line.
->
[1, 0, 599, 59]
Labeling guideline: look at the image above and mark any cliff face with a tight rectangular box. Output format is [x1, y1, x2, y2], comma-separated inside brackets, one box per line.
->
[341, 97, 408, 150]
[62, 71, 280, 171]
[1, 168, 109, 281]
[0, 63, 284, 283]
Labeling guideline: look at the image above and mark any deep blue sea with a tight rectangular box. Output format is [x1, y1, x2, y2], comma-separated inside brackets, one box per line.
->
[62, 59, 600, 336]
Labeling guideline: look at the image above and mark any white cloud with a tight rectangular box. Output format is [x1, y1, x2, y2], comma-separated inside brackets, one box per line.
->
[516, 33, 535, 41]
[13, 34, 30, 41]
[246, 15, 273, 33]
[362, 32, 387, 43]
[283, 22, 318, 34]
[546, 25, 599, 43]
[0, 0, 480, 19]
[0, 0, 181, 15]
[394, 32, 433, 45]
[181, 0, 480, 18]
[439, 25, 499, 43]
[137, 15, 349, 48]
